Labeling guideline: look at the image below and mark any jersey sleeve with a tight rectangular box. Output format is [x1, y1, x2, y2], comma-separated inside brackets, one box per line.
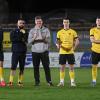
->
[73, 30, 78, 39]
[90, 28, 94, 36]
[57, 31, 60, 39]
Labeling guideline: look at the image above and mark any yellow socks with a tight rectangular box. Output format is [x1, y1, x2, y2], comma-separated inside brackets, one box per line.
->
[60, 71, 65, 83]
[18, 74, 23, 83]
[9, 70, 16, 83]
[9, 75, 14, 83]
[92, 65, 97, 82]
[9, 70, 24, 84]
[0, 67, 4, 81]
[69, 70, 75, 82]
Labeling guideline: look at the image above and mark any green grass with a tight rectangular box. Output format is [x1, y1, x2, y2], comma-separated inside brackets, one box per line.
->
[1, 68, 100, 100]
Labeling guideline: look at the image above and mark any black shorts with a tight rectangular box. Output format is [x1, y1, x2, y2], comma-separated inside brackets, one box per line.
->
[91, 51, 100, 64]
[11, 52, 26, 70]
[59, 54, 75, 65]
[0, 51, 4, 61]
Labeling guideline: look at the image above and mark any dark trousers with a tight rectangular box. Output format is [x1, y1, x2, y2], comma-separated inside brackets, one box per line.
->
[32, 51, 51, 84]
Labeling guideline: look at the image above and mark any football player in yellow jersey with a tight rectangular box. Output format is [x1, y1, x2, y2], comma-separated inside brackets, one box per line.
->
[90, 17, 100, 86]
[56, 17, 79, 87]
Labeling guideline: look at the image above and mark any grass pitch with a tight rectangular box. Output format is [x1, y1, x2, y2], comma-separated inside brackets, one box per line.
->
[1, 68, 100, 100]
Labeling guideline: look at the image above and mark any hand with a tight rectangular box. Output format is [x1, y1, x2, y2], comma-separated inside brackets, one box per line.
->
[91, 39, 95, 43]
[20, 29, 25, 34]
[56, 43, 60, 49]
[61, 46, 72, 51]
[32, 33, 37, 41]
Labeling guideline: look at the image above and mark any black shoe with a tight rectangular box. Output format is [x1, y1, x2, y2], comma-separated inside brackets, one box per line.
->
[34, 82, 40, 86]
[48, 82, 53, 86]
[91, 81, 96, 87]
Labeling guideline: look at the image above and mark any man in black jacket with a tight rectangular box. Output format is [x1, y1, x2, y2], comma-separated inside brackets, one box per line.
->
[8, 19, 28, 86]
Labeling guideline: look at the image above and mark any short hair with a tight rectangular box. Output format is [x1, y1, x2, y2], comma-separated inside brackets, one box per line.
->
[35, 16, 42, 20]
[96, 17, 100, 19]
[63, 17, 70, 20]
[17, 18, 25, 23]
[17, 18, 25, 21]
[17, 19, 25, 25]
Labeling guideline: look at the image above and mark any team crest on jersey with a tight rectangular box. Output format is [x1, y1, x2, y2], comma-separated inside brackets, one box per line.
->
[68, 33, 71, 35]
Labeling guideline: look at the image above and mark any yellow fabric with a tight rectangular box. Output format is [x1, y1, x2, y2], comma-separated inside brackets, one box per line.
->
[0, 67, 3, 79]
[60, 71, 65, 80]
[9, 75, 14, 82]
[57, 28, 78, 54]
[92, 65, 97, 81]
[18, 75, 23, 82]
[90, 27, 100, 53]
[69, 71, 75, 80]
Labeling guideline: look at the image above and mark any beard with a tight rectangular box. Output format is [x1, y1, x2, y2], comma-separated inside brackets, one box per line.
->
[19, 26, 24, 29]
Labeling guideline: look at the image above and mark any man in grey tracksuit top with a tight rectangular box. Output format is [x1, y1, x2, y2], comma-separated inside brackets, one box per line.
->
[28, 16, 53, 86]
